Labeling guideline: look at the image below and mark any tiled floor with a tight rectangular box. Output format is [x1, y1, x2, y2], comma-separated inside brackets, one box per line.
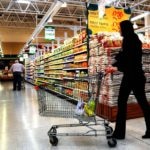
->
[0, 81, 150, 150]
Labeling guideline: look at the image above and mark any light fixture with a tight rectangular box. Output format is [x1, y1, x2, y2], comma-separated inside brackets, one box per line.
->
[46, 0, 64, 23]
[98, 0, 106, 19]
[31, 37, 34, 40]
[19, 57, 24, 62]
[131, 12, 150, 22]
[20, 0, 64, 54]
[133, 22, 138, 29]
[98, 4, 105, 18]
[17, 0, 31, 4]
[23, 53, 28, 59]
[48, 17, 53, 23]
[61, 2, 67, 7]
[105, 0, 117, 5]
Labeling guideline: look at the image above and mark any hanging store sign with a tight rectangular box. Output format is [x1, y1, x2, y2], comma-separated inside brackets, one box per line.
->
[45, 26, 55, 40]
[88, 5, 131, 34]
[29, 45, 36, 54]
[19, 57, 24, 62]
[23, 53, 28, 59]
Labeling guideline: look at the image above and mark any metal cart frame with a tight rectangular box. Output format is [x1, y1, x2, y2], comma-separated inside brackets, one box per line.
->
[36, 73, 117, 147]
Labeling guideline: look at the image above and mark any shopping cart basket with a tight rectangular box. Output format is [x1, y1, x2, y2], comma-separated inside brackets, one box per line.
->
[36, 73, 117, 147]
[21, 73, 25, 89]
[35, 83, 49, 115]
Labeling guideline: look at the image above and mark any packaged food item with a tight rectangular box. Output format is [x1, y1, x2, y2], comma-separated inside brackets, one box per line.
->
[84, 98, 96, 117]
[75, 100, 85, 116]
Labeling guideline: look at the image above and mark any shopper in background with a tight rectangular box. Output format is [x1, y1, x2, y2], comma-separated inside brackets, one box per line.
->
[112, 20, 150, 139]
[9, 60, 25, 91]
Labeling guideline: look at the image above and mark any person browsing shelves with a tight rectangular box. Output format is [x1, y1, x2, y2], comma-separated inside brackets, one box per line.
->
[9, 60, 25, 91]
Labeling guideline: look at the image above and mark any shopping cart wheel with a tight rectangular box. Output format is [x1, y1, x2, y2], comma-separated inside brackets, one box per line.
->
[107, 138, 117, 147]
[49, 136, 58, 146]
[106, 126, 113, 139]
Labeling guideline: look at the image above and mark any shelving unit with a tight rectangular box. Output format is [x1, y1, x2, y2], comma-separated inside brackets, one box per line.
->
[88, 32, 150, 122]
[33, 31, 88, 102]
[35, 56, 45, 78]
[25, 60, 35, 84]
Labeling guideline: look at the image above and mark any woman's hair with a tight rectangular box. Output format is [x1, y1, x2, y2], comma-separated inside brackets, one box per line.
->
[120, 20, 134, 37]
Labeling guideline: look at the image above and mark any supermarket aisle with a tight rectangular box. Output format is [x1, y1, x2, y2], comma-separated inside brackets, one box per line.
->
[0, 82, 150, 150]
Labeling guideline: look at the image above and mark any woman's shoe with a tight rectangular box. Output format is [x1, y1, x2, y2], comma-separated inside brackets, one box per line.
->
[142, 131, 150, 139]
[112, 132, 125, 140]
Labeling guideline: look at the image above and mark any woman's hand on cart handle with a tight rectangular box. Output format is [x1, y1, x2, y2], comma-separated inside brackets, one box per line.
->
[105, 66, 117, 74]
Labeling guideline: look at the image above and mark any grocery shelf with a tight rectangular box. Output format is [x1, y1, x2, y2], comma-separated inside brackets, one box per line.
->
[45, 87, 78, 103]
[74, 59, 87, 63]
[63, 60, 74, 64]
[73, 42, 87, 49]
[44, 73, 63, 75]
[48, 62, 64, 66]
[35, 76, 50, 79]
[44, 42, 86, 60]
[63, 67, 88, 71]
[74, 77, 89, 81]
[47, 48, 73, 58]
[37, 80, 49, 84]
[44, 68, 63, 70]
[46, 53, 74, 62]
[73, 50, 87, 55]
[74, 88, 88, 93]
[25, 32, 87, 111]
[63, 77, 74, 80]
[35, 68, 44, 70]
[55, 84, 74, 90]
[36, 72, 44, 74]
[45, 77, 63, 80]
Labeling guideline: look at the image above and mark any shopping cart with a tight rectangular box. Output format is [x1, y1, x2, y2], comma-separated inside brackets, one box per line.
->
[21, 73, 25, 89]
[36, 72, 117, 148]
[35, 83, 48, 114]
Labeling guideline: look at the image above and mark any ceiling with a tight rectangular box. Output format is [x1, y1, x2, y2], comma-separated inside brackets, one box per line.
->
[0, 0, 149, 55]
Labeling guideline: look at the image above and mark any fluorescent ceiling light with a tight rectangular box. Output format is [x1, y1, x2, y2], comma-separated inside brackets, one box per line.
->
[48, 17, 53, 23]
[19, 57, 24, 61]
[61, 2, 67, 7]
[131, 12, 150, 22]
[21, 0, 64, 53]
[105, 0, 117, 5]
[17, 0, 31, 4]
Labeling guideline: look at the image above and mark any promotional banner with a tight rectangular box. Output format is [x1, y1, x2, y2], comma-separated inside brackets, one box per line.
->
[88, 5, 131, 34]
[45, 26, 55, 40]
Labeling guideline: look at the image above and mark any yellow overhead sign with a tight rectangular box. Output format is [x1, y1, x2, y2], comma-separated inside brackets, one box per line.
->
[88, 6, 131, 34]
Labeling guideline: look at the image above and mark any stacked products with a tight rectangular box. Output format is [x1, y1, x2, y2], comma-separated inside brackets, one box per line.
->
[88, 32, 150, 106]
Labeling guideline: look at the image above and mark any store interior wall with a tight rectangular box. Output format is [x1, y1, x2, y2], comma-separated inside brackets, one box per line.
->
[0, 27, 74, 55]
[1, 42, 25, 55]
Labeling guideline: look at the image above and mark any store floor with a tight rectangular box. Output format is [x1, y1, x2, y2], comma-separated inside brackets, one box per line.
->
[0, 82, 150, 150]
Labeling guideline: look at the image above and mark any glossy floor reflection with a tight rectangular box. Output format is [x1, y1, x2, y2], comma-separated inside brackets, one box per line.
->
[0, 81, 150, 150]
